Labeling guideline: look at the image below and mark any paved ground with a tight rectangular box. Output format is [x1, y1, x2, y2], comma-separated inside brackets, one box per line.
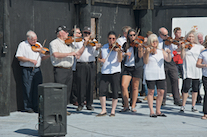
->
[0, 94, 206, 137]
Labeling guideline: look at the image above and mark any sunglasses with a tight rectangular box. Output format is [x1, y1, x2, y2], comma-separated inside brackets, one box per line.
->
[84, 32, 91, 35]
[129, 34, 136, 37]
[161, 33, 168, 37]
[76, 32, 81, 34]
[109, 37, 116, 40]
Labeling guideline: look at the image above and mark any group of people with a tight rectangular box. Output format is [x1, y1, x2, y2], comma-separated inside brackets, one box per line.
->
[15, 25, 207, 119]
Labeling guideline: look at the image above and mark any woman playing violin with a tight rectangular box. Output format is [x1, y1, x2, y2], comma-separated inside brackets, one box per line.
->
[143, 34, 171, 117]
[121, 29, 144, 112]
[180, 30, 205, 112]
[97, 31, 122, 117]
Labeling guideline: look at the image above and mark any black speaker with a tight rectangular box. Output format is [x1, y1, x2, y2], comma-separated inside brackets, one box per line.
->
[38, 83, 67, 137]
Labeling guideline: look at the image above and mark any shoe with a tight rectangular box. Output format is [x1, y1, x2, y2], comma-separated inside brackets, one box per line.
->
[169, 94, 173, 97]
[119, 107, 130, 112]
[73, 102, 78, 106]
[201, 115, 207, 120]
[174, 101, 182, 106]
[143, 96, 147, 100]
[96, 112, 107, 117]
[180, 106, 185, 112]
[131, 108, 137, 112]
[136, 98, 142, 103]
[150, 114, 157, 118]
[109, 113, 115, 117]
[26, 109, 34, 113]
[157, 113, 167, 117]
[67, 112, 71, 115]
[153, 96, 157, 100]
[87, 106, 94, 111]
[196, 100, 202, 104]
[161, 102, 166, 106]
[76, 106, 83, 111]
[192, 106, 198, 112]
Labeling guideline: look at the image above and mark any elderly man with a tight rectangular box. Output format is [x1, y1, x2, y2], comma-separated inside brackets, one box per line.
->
[49, 25, 90, 115]
[16, 30, 50, 113]
[158, 27, 182, 106]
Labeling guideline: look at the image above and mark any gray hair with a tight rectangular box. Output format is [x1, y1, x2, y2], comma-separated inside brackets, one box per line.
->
[185, 30, 199, 44]
[26, 30, 37, 39]
[122, 26, 131, 33]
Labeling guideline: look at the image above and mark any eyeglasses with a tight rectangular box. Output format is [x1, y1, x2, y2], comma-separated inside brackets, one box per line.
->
[161, 33, 168, 37]
[84, 32, 91, 35]
[129, 34, 136, 37]
[109, 37, 116, 40]
[76, 32, 81, 34]
[153, 40, 158, 43]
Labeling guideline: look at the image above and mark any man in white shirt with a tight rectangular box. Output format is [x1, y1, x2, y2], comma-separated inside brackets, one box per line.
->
[75, 26, 101, 111]
[15, 30, 50, 113]
[158, 27, 182, 106]
[49, 25, 89, 115]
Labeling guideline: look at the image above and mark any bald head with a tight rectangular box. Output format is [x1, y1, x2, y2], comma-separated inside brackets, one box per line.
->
[158, 27, 168, 40]
[197, 33, 203, 44]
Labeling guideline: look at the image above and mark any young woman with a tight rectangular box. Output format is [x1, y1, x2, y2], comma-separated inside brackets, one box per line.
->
[196, 49, 207, 119]
[121, 29, 144, 112]
[97, 31, 122, 117]
[143, 34, 171, 117]
[180, 30, 205, 112]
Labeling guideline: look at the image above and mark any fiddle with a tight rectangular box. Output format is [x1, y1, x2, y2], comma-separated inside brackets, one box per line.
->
[109, 42, 122, 51]
[65, 36, 83, 45]
[164, 37, 192, 49]
[31, 43, 50, 55]
[130, 36, 145, 47]
[143, 45, 156, 55]
[87, 38, 98, 46]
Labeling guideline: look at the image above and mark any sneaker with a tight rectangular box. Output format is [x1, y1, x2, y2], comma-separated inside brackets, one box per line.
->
[180, 106, 185, 112]
[192, 106, 198, 112]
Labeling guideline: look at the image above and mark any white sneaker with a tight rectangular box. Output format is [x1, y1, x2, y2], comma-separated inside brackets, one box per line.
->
[192, 106, 198, 112]
[180, 106, 185, 112]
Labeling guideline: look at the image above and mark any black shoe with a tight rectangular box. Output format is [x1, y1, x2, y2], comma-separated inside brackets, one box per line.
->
[161, 102, 166, 106]
[76, 106, 83, 111]
[174, 101, 182, 106]
[96, 112, 107, 117]
[87, 106, 94, 111]
[196, 100, 202, 104]
[67, 112, 71, 115]
[136, 98, 142, 103]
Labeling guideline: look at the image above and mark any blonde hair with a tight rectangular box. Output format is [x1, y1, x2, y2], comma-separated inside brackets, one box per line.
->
[185, 30, 199, 44]
[147, 34, 158, 46]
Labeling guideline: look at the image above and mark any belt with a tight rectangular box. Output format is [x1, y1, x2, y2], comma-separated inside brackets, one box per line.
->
[77, 61, 95, 64]
[55, 66, 72, 69]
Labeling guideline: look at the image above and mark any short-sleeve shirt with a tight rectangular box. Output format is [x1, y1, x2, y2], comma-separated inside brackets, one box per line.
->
[15, 40, 42, 67]
[101, 43, 121, 74]
[49, 38, 78, 68]
[183, 44, 204, 79]
[198, 49, 207, 77]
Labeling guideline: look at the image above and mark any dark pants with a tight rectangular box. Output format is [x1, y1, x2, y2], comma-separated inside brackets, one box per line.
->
[76, 62, 96, 107]
[163, 61, 181, 103]
[22, 67, 42, 112]
[54, 67, 73, 105]
[70, 71, 78, 104]
[202, 76, 207, 114]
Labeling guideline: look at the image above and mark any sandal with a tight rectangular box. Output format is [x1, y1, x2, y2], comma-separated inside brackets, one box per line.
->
[119, 107, 130, 112]
[201, 115, 207, 120]
[150, 114, 157, 118]
[157, 113, 167, 117]
[131, 108, 137, 112]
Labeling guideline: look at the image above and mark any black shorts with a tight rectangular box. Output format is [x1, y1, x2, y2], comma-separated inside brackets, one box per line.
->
[146, 79, 165, 90]
[122, 66, 143, 79]
[182, 78, 199, 93]
[99, 72, 120, 99]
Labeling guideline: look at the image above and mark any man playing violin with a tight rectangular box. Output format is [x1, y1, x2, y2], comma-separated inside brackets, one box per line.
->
[49, 25, 89, 115]
[15, 30, 50, 113]
[158, 27, 182, 106]
[73, 26, 101, 111]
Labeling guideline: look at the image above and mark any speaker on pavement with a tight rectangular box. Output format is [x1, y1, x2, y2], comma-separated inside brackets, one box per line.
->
[38, 83, 67, 137]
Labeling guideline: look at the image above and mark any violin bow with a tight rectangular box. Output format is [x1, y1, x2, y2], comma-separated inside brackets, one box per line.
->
[33, 39, 46, 70]
[105, 43, 116, 61]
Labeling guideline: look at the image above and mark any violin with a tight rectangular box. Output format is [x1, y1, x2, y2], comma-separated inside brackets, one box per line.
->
[31, 43, 50, 55]
[143, 45, 156, 55]
[181, 39, 193, 50]
[87, 38, 98, 46]
[164, 37, 192, 49]
[130, 36, 145, 47]
[109, 42, 122, 51]
[65, 36, 83, 45]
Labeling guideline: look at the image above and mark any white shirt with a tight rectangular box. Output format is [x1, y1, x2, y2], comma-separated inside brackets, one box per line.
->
[158, 36, 177, 58]
[183, 44, 204, 79]
[144, 49, 165, 80]
[117, 36, 127, 47]
[15, 40, 42, 67]
[124, 47, 135, 67]
[198, 49, 207, 77]
[49, 38, 78, 68]
[101, 43, 121, 74]
[74, 40, 99, 62]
